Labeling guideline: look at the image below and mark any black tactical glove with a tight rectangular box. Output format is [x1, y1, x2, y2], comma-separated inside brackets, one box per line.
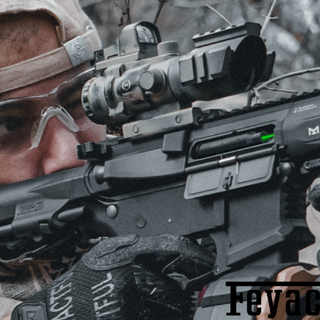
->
[11, 234, 215, 320]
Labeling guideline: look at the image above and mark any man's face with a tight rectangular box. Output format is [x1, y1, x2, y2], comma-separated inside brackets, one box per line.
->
[0, 13, 106, 185]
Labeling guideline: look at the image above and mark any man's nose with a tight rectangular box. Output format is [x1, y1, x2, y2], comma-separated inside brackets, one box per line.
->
[38, 115, 86, 175]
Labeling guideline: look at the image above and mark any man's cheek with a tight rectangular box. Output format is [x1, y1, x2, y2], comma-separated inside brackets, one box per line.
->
[79, 125, 107, 143]
[0, 152, 42, 185]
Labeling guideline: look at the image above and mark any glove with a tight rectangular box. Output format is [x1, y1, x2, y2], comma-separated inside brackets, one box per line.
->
[11, 234, 215, 320]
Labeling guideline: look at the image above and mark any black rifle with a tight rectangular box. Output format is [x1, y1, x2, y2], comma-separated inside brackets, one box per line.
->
[0, 22, 318, 319]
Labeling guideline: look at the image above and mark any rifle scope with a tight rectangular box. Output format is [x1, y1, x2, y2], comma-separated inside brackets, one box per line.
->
[82, 21, 270, 125]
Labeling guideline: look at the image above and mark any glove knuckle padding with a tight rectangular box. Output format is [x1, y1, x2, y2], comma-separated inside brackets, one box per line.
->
[11, 235, 215, 320]
[83, 234, 215, 276]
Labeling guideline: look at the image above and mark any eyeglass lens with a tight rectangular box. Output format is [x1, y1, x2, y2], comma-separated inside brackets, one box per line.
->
[0, 69, 97, 156]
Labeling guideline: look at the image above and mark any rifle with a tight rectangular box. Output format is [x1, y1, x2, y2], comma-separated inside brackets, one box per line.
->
[0, 21, 318, 319]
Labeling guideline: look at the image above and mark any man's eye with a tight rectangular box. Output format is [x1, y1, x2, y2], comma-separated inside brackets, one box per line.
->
[0, 116, 24, 136]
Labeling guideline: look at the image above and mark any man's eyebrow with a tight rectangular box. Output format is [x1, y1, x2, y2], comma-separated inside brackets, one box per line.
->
[0, 99, 35, 112]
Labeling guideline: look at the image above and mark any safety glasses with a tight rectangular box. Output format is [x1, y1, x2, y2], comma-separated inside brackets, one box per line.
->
[0, 68, 97, 156]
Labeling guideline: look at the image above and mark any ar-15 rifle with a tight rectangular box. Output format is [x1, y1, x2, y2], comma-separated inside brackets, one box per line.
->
[0, 21, 319, 319]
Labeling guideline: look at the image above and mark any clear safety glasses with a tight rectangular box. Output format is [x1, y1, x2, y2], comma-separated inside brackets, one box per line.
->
[0, 68, 97, 156]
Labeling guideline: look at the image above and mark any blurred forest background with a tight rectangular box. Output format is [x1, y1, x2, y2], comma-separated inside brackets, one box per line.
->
[79, 0, 320, 108]
[78, 0, 320, 264]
